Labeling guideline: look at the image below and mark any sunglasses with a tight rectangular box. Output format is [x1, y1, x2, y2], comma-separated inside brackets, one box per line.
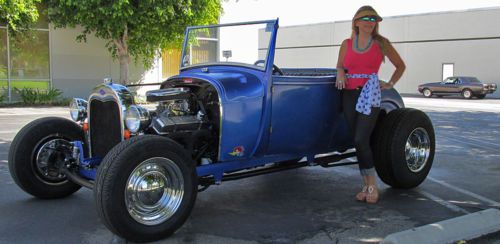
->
[359, 16, 378, 22]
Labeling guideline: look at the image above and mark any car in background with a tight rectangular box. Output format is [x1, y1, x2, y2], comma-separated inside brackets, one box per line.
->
[418, 76, 497, 99]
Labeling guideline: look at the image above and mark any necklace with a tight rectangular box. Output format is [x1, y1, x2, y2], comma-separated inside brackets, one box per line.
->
[354, 34, 372, 52]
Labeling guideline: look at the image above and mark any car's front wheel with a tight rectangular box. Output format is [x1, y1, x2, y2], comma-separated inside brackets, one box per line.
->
[94, 135, 197, 242]
[8, 117, 83, 199]
[422, 88, 432, 97]
[372, 108, 435, 188]
[462, 89, 473, 99]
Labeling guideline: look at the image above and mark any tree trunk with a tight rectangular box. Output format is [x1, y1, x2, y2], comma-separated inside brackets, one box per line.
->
[118, 52, 129, 85]
[112, 26, 129, 85]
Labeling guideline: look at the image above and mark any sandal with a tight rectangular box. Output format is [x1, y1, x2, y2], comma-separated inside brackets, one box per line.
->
[366, 185, 379, 204]
[356, 186, 368, 201]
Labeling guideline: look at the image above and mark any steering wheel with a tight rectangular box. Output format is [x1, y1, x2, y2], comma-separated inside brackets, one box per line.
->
[254, 60, 284, 75]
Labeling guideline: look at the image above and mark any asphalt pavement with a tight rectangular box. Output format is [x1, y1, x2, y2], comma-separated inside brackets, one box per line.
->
[1, 97, 500, 243]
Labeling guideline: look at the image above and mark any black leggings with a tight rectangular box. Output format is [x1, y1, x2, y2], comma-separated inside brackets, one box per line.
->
[342, 89, 380, 176]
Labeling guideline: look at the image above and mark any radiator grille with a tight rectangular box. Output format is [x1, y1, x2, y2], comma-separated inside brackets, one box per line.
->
[89, 99, 122, 157]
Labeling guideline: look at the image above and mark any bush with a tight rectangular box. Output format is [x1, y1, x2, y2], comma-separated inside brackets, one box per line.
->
[14, 88, 63, 105]
[0, 91, 5, 103]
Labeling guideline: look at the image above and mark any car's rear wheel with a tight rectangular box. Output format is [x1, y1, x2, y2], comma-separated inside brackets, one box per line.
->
[462, 89, 473, 99]
[94, 135, 197, 242]
[422, 89, 432, 97]
[372, 108, 435, 188]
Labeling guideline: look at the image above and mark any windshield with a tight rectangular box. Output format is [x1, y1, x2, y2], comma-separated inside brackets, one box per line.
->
[181, 21, 275, 70]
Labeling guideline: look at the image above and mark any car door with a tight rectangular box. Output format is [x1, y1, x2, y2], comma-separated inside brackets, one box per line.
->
[442, 77, 459, 93]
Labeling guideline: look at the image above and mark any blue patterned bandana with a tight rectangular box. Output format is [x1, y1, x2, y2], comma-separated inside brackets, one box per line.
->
[346, 73, 381, 115]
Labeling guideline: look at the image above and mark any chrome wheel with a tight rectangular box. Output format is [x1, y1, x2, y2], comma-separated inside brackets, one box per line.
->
[462, 89, 472, 99]
[405, 128, 431, 173]
[34, 138, 72, 184]
[423, 89, 432, 97]
[125, 157, 185, 226]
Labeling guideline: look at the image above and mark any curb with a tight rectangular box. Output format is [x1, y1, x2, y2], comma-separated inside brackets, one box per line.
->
[381, 208, 500, 244]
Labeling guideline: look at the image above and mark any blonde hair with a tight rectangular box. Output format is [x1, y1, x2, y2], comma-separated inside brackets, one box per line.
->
[351, 5, 389, 58]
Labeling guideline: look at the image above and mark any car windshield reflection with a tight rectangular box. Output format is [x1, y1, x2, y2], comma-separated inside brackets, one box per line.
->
[181, 21, 275, 70]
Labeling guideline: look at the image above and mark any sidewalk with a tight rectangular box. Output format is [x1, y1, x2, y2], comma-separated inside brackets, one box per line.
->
[0, 106, 68, 116]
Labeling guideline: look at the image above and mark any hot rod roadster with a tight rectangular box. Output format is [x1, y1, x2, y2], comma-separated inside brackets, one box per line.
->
[8, 19, 435, 242]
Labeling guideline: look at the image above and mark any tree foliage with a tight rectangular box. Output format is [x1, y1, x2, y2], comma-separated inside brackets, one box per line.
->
[0, 0, 40, 34]
[47, 0, 222, 84]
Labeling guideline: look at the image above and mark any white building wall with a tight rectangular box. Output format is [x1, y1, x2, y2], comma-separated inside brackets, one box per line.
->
[50, 26, 160, 98]
[271, 8, 500, 98]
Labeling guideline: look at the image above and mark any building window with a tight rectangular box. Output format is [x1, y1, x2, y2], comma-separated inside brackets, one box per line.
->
[0, 28, 8, 100]
[0, 3, 50, 103]
[442, 63, 454, 81]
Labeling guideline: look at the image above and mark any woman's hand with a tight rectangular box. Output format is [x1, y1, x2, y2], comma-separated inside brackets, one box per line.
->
[380, 80, 395, 90]
[336, 79, 347, 90]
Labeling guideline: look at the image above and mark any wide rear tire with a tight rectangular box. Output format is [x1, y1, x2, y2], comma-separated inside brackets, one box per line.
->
[372, 108, 435, 188]
[8, 117, 83, 198]
[94, 135, 197, 242]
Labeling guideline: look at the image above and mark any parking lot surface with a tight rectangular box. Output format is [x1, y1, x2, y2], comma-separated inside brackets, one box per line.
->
[1, 97, 500, 243]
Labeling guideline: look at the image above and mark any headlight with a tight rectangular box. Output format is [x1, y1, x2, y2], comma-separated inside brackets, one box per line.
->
[69, 98, 88, 122]
[125, 105, 151, 133]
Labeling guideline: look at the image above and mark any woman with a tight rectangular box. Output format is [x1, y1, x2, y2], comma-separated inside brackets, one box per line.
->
[336, 6, 405, 203]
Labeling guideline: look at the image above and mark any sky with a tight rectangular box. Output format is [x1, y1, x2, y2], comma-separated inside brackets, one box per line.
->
[220, 0, 500, 26]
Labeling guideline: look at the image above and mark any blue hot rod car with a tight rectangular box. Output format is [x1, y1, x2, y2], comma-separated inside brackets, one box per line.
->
[9, 19, 435, 242]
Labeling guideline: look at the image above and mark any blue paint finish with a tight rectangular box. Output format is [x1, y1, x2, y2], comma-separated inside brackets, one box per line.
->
[179, 67, 265, 101]
[72, 141, 101, 180]
[171, 68, 267, 161]
[79, 168, 97, 180]
[267, 75, 348, 155]
[196, 154, 301, 181]
[250, 19, 279, 157]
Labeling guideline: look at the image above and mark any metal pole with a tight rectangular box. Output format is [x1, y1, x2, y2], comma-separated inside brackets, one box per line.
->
[6, 28, 11, 103]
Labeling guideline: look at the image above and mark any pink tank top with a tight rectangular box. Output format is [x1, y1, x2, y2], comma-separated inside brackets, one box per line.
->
[343, 38, 384, 89]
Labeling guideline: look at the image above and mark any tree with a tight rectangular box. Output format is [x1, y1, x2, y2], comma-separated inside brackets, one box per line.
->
[47, 0, 222, 85]
[0, 0, 40, 34]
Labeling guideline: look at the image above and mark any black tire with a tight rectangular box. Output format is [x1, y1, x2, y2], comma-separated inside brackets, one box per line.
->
[422, 88, 432, 97]
[94, 135, 197, 242]
[476, 94, 486, 99]
[372, 109, 406, 186]
[372, 108, 435, 189]
[462, 89, 473, 99]
[8, 117, 83, 199]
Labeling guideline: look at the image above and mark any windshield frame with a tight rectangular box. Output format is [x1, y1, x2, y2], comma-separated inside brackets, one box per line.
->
[179, 19, 277, 72]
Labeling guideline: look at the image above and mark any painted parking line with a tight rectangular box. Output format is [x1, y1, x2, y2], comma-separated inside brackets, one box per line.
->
[428, 177, 500, 209]
[345, 148, 499, 212]
[447, 134, 500, 149]
[416, 190, 470, 214]
[439, 135, 500, 152]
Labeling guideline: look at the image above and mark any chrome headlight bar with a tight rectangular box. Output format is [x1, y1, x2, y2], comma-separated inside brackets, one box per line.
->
[69, 98, 88, 122]
[125, 105, 151, 133]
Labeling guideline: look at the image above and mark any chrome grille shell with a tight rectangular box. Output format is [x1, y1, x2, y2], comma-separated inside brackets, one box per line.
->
[88, 83, 134, 157]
